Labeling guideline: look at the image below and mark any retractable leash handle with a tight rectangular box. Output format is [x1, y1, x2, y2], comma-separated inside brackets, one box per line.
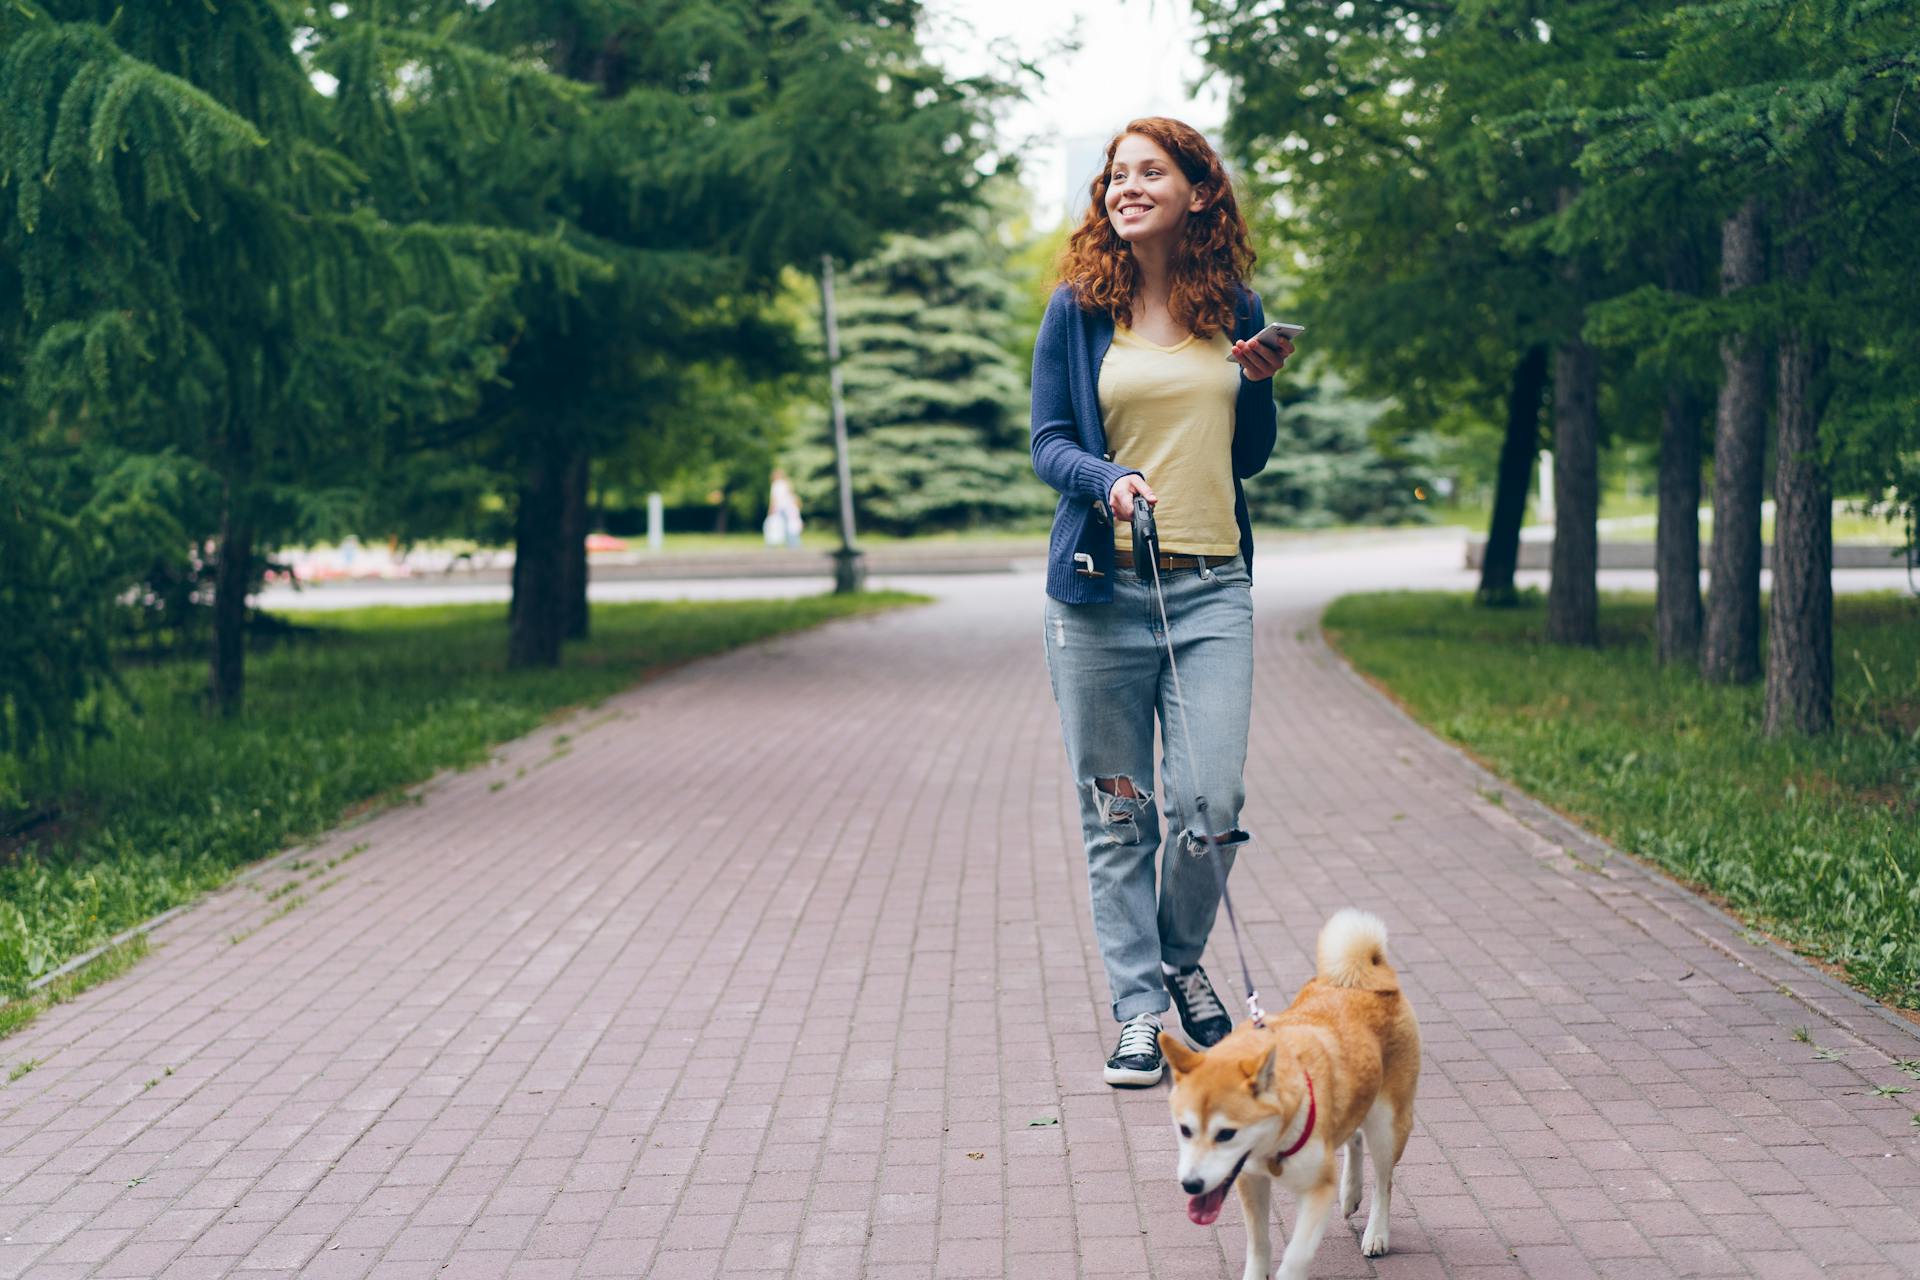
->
[1130, 497, 1157, 570]
[1132, 500, 1267, 1029]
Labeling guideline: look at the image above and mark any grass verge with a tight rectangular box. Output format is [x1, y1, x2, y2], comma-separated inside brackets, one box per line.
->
[0, 593, 923, 1026]
[1322, 590, 1920, 1011]
[0, 936, 150, 1044]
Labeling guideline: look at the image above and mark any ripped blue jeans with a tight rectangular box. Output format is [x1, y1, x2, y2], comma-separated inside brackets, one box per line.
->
[1043, 554, 1254, 1021]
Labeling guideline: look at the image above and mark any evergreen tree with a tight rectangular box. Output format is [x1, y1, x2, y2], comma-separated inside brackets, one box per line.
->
[1243, 369, 1432, 528]
[1571, 0, 1920, 729]
[0, 9, 260, 761]
[1191, 0, 1603, 616]
[1704, 199, 1769, 685]
[791, 216, 1049, 534]
[1655, 243, 1710, 667]
[388, 0, 1003, 666]
[5, 2, 577, 715]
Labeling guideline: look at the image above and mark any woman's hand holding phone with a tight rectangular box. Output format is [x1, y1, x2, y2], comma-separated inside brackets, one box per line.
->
[1229, 321, 1302, 381]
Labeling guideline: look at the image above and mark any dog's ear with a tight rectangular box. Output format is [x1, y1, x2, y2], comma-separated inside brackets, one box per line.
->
[1159, 1032, 1203, 1077]
[1248, 1046, 1277, 1096]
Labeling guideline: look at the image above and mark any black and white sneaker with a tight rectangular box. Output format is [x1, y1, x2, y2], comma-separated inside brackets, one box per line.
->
[1103, 1012, 1165, 1087]
[1164, 963, 1234, 1048]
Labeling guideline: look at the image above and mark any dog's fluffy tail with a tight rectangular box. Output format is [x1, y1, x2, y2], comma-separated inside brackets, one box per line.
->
[1316, 909, 1395, 989]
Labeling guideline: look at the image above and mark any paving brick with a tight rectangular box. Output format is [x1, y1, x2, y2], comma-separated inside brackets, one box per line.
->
[0, 562, 1914, 1279]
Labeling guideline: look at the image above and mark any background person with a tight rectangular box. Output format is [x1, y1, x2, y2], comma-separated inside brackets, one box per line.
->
[765, 468, 804, 547]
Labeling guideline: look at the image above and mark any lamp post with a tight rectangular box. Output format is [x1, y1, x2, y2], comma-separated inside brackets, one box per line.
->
[821, 254, 864, 593]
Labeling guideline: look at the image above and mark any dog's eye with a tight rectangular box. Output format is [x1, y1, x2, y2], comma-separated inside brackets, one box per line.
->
[1179, 1124, 1192, 1138]
[1215, 1128, 1237, 1143]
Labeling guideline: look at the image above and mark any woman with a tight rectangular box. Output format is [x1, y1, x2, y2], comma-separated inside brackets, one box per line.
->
[1030, 118, 1290, 1087]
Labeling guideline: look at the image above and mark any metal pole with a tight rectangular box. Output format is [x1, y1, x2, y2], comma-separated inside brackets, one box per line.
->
[821, 254, 864, 593]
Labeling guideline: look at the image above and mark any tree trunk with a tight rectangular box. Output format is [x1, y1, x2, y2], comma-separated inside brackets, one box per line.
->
[1703, 198, 1768, 684]
[562, 446, 590, 641]
[1546, 334, 1599, 645]
[209, 489, 253, 717]
[509, 434, 569, 669]
[1764, 190, 1831, 735]
[1656, 247, 1705, 666]
[1477, 344, 1549, 607]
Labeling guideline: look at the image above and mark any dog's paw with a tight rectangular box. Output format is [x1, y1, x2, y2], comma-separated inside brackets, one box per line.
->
[1340, 1185, 1361, 1217]
[1361, 1224, 1389, 1257]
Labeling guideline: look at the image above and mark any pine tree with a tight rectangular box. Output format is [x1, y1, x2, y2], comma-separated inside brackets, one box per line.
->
[1574, 0, 1920, 728]
[5, 2, 577, 715]
[1243, 369, 1431, 528]
[1192, 1, 1611, 622]
[393, 0, 1003, 666]
[1703, 200, 1769, 685]
[790, 217, 1049, 534]
[0, 9, 262, 760]
[1655, 244, 1709, 666]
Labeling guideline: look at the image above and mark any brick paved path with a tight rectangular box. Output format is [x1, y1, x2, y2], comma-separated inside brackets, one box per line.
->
[3, 539, 1917, 1279]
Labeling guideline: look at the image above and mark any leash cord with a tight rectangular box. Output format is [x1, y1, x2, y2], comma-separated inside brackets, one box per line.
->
[1135, 503, 1266, 1028]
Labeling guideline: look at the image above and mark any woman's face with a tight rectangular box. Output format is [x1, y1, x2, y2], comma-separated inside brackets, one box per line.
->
[1104, 134, 1206, 247]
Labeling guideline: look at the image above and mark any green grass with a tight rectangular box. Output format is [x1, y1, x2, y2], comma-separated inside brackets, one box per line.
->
[1322, 590, 1920, 1010]
[0, 936, 150, 1042]
[1592, 508, 1907, 545]
[1437, 495, 1907, 545]
[0, 593, 923, 1017]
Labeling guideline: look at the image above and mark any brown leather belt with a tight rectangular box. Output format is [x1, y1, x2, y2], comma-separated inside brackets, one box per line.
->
[1113, 548, 1215, 572]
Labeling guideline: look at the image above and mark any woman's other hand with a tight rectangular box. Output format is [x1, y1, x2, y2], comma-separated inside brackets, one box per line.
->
[1231, 334, 1293, 381]
[1108, 473, 1157, 522]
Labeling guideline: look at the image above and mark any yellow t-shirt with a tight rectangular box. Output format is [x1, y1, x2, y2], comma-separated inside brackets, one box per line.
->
[1098, 325, 1243, 556]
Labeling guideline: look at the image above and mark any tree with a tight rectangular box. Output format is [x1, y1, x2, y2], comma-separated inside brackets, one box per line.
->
[408, 0, 1004, 666]
[1244, 368, 1431, 528]
[0, 11, 258, 762]
[1575, 0, 1920, 725]
[1548, 324, 1601, 645]
[1655, 245, 1708, 665]
[1192, 1, 1607, 624]
[1764, 185, 1831, 734]
[789, 214, 1049, 534]
[1702, 199, 1770, 684]
[6, 2, 573, 715]
[1547, 187, 1600, 648]
[1478, 346, 1550, 605]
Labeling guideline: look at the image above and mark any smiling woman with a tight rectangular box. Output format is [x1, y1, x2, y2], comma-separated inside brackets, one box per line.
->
[1059, 119, 1254, 344]
[1030, 117, 1294, 1090]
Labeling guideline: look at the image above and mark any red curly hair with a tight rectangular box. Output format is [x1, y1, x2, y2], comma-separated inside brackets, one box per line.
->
[1058, 117, 1255, 338]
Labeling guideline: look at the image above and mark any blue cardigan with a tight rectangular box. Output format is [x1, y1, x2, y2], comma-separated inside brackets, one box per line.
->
[1029, 283, 1278, 603]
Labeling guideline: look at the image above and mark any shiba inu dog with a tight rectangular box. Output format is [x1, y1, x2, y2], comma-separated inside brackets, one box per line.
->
[1160, 909, 1420, 1280]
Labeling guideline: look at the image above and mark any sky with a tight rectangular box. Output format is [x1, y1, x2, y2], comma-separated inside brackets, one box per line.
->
[919, 0, 1227, 227]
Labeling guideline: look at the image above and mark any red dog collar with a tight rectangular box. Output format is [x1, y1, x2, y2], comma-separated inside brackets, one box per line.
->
[1273, 1073, 1316, 1168]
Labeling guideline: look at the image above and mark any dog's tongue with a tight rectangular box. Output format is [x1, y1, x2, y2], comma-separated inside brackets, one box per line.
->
[1188, 1183, 1229, 1226]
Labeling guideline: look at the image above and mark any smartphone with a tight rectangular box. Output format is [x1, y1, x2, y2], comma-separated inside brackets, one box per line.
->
[1227, 321, 1305, 362]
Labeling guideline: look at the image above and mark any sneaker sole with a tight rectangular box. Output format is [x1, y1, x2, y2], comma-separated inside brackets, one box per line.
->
[1103, 1062, 1164, 1087]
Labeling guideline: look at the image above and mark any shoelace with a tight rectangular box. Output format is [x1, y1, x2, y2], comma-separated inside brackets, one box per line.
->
[1173, 968, 1227, 1024]
[1115, 1015, 1161, 1060]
